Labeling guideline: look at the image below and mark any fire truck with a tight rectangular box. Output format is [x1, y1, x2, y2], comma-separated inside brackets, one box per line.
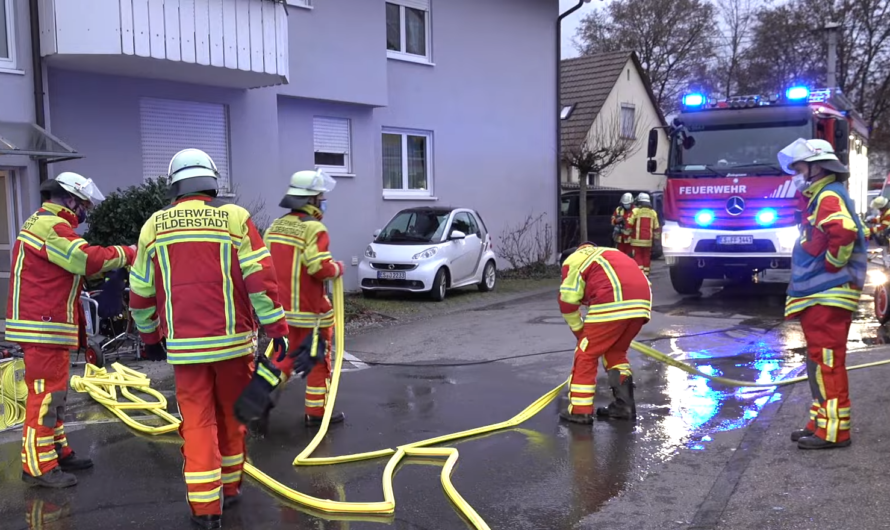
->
[644, 86, 870, 294]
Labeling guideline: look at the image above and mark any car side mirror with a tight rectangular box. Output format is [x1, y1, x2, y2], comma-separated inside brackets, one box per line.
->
[647, 159, 657, 173]
[373, 229, 381, 238]
[647, 129, 658, 158]
[450, 230, 466, 240]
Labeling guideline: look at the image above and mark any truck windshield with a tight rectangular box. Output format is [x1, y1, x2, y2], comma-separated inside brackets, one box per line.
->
[669, 114, 812, 176]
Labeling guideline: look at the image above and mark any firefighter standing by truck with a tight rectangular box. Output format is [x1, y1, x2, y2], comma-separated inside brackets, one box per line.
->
[7, 173, 135, 489]
[261, 170, 346, 429]
[625, 193, 660, 276]
[129, 148, 290, 529]
[557, 243, 651, 424]
[868, 196, 890, 247]
[778, 138, 867, 450]
[611, 193, 635, 257]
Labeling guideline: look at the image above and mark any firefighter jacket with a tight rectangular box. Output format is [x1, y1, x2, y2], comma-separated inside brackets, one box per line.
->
[785, 176, 866, 319]
[626, 207, 660, 247]
[611, 206, 633, 244]
[558, 245, 651, 333]
[5, 203, 135, 347]
[129, 196, 289, 365]
[264, 205, 344, 329]
[878, 209, 890, 236]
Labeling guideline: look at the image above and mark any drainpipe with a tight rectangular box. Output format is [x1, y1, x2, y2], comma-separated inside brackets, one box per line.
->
[556, 0, 589, 252]
[28, 0, 48, 183]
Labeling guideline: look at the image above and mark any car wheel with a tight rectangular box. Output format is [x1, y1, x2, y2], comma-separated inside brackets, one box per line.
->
[875, 282, 890, 324]
[430, 269, 447, 302]
[478, 260, 496, 292]
[362, 289, 377, 299]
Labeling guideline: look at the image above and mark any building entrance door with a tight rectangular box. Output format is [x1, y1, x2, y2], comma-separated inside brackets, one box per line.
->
[0, 170, 22, 331]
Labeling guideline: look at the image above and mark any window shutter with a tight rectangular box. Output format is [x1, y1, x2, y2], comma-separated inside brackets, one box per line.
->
[140, 98, 231, 191]
[393, 0, 430, 10]
[313, 117, 350, 155]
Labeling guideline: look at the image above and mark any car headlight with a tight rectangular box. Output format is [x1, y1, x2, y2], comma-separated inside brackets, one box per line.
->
[662, 228, 694, 250]
[364, 245, 376, 258]
[868, 269, 888, 286]
[412, 247, 438, 260]
[776, 226, 800, 251]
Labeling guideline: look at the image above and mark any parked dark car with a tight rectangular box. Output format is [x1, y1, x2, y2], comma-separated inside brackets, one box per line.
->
[559, 188, 663, 259]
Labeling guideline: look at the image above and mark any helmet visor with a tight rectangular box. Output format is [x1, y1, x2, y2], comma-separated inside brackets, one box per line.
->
[71, 178, 106, 206]
[312, 170, 337, 194]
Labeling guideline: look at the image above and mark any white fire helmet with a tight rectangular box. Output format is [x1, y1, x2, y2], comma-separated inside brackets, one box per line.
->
[55, 172, 106, 206]
[777, 138, 849, 176]
[871, 196, 889, 210]
[620, 193, 633, 207]
[636, 192, 651, 204]
[167, 148, 220, 198]
[285, 169, 337, 197]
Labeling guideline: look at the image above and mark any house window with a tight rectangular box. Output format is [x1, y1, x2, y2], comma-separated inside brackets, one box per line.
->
[139, 97, 232, 193]
[382, 128, 433, 197]
[313, 117, 351, 175]
[560, 105, 575, 120]
[285, 0, 311, 7]
[0, 0, 15, 69]
[620, 104, 636, 139]
[386, 0, 431, 63]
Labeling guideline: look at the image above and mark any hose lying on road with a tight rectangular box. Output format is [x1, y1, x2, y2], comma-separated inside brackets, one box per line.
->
[71, 279, 890, 528]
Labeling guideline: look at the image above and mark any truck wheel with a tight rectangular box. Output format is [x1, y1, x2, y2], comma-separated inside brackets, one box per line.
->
[875, 283, 890, 324]
[670, 264, 704, 295]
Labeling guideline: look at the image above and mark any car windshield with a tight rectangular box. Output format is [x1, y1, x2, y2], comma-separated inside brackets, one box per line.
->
[377, 211, 450, 243]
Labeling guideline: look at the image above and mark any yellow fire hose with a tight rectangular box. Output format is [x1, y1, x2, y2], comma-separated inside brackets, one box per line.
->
[69, 275, 890, 529]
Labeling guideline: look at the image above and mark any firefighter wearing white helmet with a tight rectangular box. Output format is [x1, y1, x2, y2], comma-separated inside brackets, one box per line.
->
[9, 172, 135, 488]
[778, 138, 867, 451]
[611, 192, 635, 257]
[869, 196, 890, 243]
[129, 148, 289, 528]
[625, 192, 660, 276]
[258, 169, 346, 432]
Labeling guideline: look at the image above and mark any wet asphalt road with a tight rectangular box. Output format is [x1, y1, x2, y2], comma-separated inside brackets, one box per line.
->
[0, 261, 887, 530]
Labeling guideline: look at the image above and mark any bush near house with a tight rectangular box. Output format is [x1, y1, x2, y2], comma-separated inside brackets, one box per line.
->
[495, 212, 560, 280]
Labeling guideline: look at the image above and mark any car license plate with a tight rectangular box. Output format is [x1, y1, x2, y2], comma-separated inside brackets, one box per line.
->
[717, 235, 753, 245]
[377, 271, 406, 280]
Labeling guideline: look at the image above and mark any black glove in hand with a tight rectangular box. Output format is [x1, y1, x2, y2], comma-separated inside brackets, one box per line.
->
[272, 336, 290, 362]
[293, 333, 326, 378]
[143, 340, 167, 362]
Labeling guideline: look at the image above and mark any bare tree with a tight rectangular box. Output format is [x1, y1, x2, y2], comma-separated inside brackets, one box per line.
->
[561, 107, 645, 244]
[574, 0, 717, 111]
[714, 0, 757, 98]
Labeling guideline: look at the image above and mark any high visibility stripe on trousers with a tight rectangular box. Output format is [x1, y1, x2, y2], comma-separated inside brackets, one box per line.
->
[221, 453, 244, 495]
[185, 468, 222, 505]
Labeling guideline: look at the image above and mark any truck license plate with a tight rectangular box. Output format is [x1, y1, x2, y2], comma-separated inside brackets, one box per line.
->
[717, 235, 753, 245]
[377, 271, 406, 280]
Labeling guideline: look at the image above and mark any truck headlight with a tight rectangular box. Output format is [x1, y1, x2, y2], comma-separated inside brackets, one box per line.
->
[662, 228, 694, 250]
[776, 226, 800, 251]
[868, 269, 888, 286]
[412, 247, 438, 260]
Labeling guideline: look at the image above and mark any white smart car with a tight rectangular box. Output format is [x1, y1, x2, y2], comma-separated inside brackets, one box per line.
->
[358, 207, 498, 301]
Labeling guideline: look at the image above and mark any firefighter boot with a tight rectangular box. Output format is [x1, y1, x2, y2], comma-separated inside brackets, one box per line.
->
[797, 435, 852, 450]
[22, 468, 78, 489]
[57, 445, 94, 472]
[558, 410, 594, 424]
[790, 429, 815, 442]
[305, 411, 345, 428]
[596, 371, 636, 420]
[190, 514, 222, 529]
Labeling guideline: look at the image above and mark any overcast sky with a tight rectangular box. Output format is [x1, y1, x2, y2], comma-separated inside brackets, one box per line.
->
[559, 0, 600, 59]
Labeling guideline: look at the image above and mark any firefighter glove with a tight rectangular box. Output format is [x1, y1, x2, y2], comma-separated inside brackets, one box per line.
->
[234, 354, 282, 425]
[272, 336, 290, 362]
[143, 340, 167, 362]
[293, 332, 326, 378]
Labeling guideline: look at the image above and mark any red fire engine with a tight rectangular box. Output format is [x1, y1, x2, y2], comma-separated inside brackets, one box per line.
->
[645, 86, 870, 294]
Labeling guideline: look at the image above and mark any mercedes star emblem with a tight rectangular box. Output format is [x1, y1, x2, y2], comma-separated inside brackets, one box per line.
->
[726, 196, 745, 216]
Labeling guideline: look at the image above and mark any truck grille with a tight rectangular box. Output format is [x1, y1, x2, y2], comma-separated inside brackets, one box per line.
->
[694, 240, 777, 252]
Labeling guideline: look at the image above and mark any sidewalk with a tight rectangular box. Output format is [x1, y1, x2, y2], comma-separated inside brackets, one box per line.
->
[577, 345, 890, 530]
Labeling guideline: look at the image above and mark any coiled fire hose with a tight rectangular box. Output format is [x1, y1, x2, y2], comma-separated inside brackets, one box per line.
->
[0, 360, 27, 429]
[70, 276, 890, 529]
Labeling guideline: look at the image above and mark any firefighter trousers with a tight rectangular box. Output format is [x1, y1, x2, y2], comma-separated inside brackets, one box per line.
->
[272, 326, 333, 418]
[799, 305, 853, 443]
[173, 355, 252, 516]
[20, 345, 74, 477]
[618, 242, 634, 257]
[632, 246, 652, 276]
[568, 318, 645, 415]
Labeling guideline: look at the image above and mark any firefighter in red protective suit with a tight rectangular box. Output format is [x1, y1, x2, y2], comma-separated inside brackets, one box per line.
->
[558, 243, 651, 424]
[778, 139, 867, 450]
[625, 193, 660, 276]
[261, 169, 346, 429]
[611, 193, 634, 257]
[6, 172, 135, 489]
[129, 149, 289, 529]
[868, 196, 890, 247]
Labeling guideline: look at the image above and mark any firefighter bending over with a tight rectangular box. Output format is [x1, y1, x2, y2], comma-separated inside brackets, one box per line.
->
[558, 243, 652, 424]
[8, 173, 135, 488]
[778, 138, 866, 450]
[626, 193, 660, 276]
[129, 149, 289, 529]
[868, 196, 890, 246]
[611, 193, 634, 257]
[262, 170, 346, 429]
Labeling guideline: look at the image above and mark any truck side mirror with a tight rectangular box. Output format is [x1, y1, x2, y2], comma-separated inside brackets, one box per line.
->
[834, 120, 850, 164]
[647, 160, 657, 173]
[647, 129, 658, 158]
